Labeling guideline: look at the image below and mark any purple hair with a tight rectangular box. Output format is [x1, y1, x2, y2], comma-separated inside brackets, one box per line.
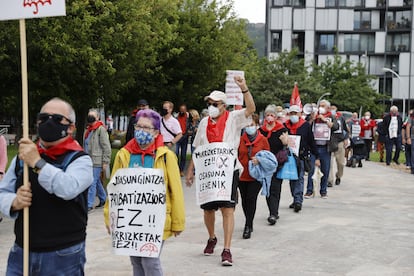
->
[135, 109, 161, 130]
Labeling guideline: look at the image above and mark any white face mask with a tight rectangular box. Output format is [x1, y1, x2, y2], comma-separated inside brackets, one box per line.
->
[365, 115, 370, 120]
[208, 105, 220, 118]
[319, 107, 326, 114]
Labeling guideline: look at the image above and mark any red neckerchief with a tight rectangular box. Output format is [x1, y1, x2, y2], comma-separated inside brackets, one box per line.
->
[335, 111, 342, 119]
[241, 131, 263, 147]
[207, 111, 229, 143]
[315, 112, 333, 123]
[37, 137, 83, 160]
[260, 122, 285, 138]
[84, 121, 104, 139]
[124, 135, 164, 165]
[285, 118, 306, 135]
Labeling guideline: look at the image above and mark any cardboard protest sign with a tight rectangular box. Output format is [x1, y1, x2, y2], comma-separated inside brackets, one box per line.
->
[107, 168, 166, 258]
[0, 0, 66, 20]
[193, 142, 236, 205]
[288, 135, 301, 156]
[225, 70, 244, 106]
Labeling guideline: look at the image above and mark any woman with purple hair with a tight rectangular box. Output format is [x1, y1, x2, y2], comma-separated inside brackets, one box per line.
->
[104, 109, 185, 276]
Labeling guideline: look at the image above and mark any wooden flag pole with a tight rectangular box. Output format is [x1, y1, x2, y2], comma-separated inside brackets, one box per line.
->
[19, 18, 30, 276]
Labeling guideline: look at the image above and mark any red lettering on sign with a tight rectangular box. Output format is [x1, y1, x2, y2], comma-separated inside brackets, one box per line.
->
[23, 0, 52, 15]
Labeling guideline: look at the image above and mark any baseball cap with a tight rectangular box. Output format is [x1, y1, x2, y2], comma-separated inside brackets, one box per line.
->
[288, 105, 302, 113]
[138, 99, 149, 106]
[204, 90, 226, 103]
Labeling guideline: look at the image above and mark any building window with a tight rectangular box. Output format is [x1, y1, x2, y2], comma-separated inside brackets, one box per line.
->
[317, 34, 335, 52]
[271, 32, 282, 52]
[386, 33, 410, 52]
[338, 0, 346, 7]
[325, 0, 336, 7]
[292, 32, 305, 52]
[292, 0, 306, 7]
[404, 0, 412, 6]
[388, 11, 411, 30]
[273, 0, 305, 6]
[354, 11, 371, 30]
[377, 0, 385, 7]
[344, 34, 375, 52]
[354, 0, 365, 7]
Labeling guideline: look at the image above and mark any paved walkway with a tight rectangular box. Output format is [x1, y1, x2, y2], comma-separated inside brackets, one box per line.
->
[1, 161, 413, 275]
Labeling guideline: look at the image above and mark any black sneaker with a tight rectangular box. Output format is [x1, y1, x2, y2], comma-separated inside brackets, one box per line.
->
[242, 226, 252, 239]
[327, 182, 333, 187]
[203, 237, 217, 255]
[335, 177, 341, 185]
[96, 201, 105, 208]
[221, 249, 233, 266]
[294, 203, 302, 213]
[267, 215, 277, 225]
[289, 203, 295, 208]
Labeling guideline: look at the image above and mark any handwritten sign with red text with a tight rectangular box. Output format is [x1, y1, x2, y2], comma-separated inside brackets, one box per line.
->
[0, 0, 65, 20]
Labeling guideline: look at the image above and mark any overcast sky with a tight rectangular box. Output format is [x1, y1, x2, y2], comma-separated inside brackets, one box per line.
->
[232, 0, 266, 23]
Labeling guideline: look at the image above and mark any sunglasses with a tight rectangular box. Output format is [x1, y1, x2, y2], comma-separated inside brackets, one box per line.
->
[37, 113, 73, 124]
[206, 102, 222, 108]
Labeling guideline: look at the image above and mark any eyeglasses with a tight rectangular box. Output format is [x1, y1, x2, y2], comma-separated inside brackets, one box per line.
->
[206, 102, 222, 108]
[37, 113, 72, 124]
[134, 124, 155, 131]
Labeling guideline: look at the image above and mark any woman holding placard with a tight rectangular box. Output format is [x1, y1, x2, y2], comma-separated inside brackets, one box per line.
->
[103, 109, 185, 276]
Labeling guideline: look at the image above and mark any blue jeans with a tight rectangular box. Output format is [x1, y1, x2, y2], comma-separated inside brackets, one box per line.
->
[306, 154, 316, 194]
[290, 160, 304, 204]
[6, 242, 86, 276]
[307, 146, 331, 195]
[385, 135, 402, 165]
[175, 135, 188, 172]
[88, 167, 107, 208]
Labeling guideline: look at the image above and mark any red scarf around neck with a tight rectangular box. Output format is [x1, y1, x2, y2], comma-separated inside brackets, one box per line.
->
[207, 111, 229, 143]
[241, 131, 263, 147]
[37, 137, 83, 160]
[260, 122, 285, 138]
[84, 121, 104, 139]
[315, 112, 333, 123]
[285, 118, 306, 135]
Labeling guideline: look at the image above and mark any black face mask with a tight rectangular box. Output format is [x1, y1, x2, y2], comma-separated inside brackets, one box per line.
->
[160, 108, 168, 116]
[87, 115, 96, 123]
[38, 118, 70, 142]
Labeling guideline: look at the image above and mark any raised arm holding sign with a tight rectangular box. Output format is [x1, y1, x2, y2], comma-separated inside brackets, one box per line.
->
[185, 76, 255, 266]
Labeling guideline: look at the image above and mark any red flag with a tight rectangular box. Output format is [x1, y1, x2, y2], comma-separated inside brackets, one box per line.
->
[290, 83, 302, 108]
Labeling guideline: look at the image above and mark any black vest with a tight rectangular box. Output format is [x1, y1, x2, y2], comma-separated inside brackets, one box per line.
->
[14, 151, 89, 252]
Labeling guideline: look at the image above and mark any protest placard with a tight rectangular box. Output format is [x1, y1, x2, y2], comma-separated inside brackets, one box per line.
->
[193, 142, 236, 205]
[107, 168, 166, 258]
[288, 135, 301, 156]
[0, 0, 66, 20]
[225, 70, 244, 106]
[313, 123, 331, 140]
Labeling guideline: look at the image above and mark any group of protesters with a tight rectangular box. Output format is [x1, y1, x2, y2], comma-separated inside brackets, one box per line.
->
[1, 74, 413, 275]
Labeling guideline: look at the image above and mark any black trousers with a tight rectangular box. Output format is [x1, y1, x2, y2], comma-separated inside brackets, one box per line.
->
[238, 180, 262, 228]
[266, 176, 283, 217]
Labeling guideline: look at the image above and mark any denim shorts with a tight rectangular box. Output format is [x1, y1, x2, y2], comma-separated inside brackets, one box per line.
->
[6, 241, 86, 276]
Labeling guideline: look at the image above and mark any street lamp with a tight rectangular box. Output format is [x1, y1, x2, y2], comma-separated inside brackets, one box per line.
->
[382, 67, 405, 119]
[316, 92, 331, 107]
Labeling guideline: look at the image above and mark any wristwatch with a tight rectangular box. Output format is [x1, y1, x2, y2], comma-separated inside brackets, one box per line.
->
[33, 158, 47, 174]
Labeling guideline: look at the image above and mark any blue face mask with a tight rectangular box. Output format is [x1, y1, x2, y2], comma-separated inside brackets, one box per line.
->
[134, 130, 154, 145]
[245, 126, 257, 136]
[290, 115, 299, 124]
[331, 110, 337, 116]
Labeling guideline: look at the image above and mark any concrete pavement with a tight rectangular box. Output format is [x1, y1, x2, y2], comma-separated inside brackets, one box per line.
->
[1, 161, 413, 275]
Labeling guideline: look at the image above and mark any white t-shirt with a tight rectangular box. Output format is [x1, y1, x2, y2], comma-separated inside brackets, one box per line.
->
[193, 109, 251, 171]
[160, 116, 182, 143]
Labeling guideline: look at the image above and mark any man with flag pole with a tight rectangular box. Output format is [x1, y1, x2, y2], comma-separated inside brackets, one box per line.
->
[284, 83, 316, 212]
